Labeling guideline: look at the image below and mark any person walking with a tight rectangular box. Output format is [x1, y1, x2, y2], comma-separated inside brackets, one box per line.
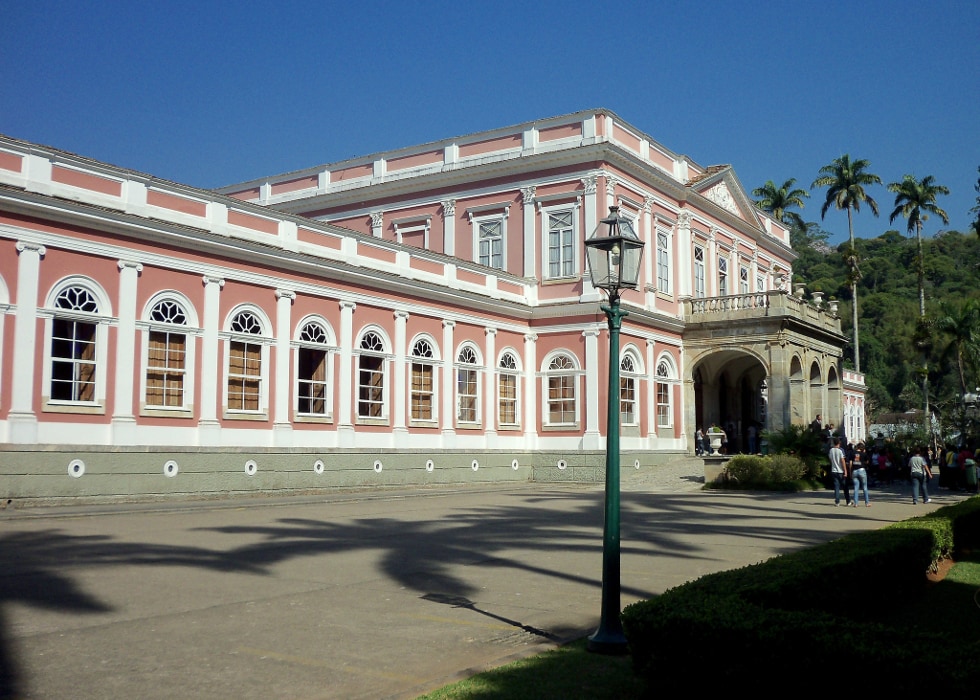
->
[828, 437, 849, 507]
[849, 442, 871, 507]
[909, 446, 933, 505]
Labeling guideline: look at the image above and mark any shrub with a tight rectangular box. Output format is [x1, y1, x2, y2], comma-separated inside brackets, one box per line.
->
[723, 453, 807, 488]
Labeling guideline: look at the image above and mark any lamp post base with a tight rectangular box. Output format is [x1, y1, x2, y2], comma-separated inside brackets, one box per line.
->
[586, 629, 629, 655]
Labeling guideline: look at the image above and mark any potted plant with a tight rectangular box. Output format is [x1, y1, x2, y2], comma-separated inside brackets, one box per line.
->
[707, 424, 726, 456]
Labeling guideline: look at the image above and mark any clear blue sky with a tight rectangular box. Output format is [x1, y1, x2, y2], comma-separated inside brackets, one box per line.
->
[2, 1, 977, 245]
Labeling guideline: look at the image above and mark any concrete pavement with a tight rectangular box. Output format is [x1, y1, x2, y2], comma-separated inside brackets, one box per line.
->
[0, 464, 968, 699]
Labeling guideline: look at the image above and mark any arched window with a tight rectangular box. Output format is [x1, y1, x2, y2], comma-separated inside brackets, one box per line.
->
[49, 285, 101, 403]
[456, 345, 480, 425]
[357, 330, 387, 420]
[226, 309, 268, 413]
[545, 352, 578, 427]
[145, 298, 189, 409]
[297, 320, 331, 417]
[656, 356, 676, 428]
[497, 351, 520, 428]
[410, 337, 437, 423]
[620, 351, 641, 426]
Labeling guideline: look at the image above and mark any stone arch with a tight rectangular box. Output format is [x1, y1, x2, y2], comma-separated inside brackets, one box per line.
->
[809, 360, 823, 428]
[689, 347, 767, 454]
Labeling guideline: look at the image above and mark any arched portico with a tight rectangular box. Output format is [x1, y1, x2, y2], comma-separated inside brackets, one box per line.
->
[682, 291, 848, 455]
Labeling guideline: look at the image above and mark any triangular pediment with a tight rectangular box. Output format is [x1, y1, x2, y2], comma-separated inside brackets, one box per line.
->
[688, 165, 764, 227]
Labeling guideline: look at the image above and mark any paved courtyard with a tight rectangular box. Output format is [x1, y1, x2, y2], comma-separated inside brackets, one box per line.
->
[0, 465, 965, 699]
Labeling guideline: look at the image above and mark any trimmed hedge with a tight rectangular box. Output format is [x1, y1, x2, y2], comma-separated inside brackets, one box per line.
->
[621, 496, 980, 692]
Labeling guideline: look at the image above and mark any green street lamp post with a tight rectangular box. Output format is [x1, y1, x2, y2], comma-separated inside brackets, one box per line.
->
[583, 206, 645, 654]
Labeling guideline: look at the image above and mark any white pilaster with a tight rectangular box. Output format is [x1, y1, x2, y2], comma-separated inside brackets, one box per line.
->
[646, 339, 657, 448]
[8, 241, 45, 443]
[198, 275, 224, 444]
[441, 320, 456, 444]
[521, 187, 536, 278]
[484, 327, 497, 437]
[442, 200, 455, 257]
[393, 310, 409, 436]
[583, 327, 602, 449]
[676, 211, 693, 298]
[643, 198, 656, 310]
[338, 301, 356, 445]
[523, 333, 537, 447]
[580, 174, 600, 302]
[111, 260, 143, 443]
[273, 289, 295, 444]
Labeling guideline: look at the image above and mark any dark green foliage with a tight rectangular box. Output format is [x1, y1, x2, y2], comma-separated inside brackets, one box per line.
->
[790, 228, 980, 415]
[621, 498, 980, 693]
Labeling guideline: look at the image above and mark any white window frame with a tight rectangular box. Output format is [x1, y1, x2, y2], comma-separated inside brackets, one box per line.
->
[620, 348, 642, 427]
[542, 351, 581, 429]
[41, 277, 111, 413]
[656, 228, 671, 294]
[409, 335, 439, 425]
[222, 305, 272, 417]
[693, 245, 706, 298]
[718, 255, 729, 296]
[140, 291, 198, 416]
[540, 204, 578, 280]
[655, 354, 677, 429]
[294, 316, 335, 420]
[455, 343, 482, 427]
[496, 350, 521, 429]
[355, 328, 390, 423]
[740, 265, 750, 294]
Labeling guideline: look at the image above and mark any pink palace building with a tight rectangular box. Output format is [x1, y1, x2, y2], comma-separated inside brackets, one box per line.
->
[0, 109, 865, 504]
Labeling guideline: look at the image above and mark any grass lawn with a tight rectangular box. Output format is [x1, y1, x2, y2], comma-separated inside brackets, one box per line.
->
[417, 550, 980, 699]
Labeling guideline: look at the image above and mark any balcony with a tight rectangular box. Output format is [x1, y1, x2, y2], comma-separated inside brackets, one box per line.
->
[684, 290, 843, 339]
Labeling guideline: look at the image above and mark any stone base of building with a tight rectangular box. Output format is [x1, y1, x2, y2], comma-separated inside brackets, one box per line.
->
[0, 445, 692, 507]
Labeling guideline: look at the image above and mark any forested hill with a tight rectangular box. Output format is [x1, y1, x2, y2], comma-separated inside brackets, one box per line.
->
[789, 226, 980, 418]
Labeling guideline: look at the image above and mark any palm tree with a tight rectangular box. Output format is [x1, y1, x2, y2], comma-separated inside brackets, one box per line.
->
[752, 179, 810, 230]
[888, 173, 949, 442]
[933, 298, 980, 397]
[888, 174, 950, 316]
[812, 155, 882, 373]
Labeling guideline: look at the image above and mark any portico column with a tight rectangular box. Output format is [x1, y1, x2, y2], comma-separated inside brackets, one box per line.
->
[9, 241, 45, 443]
[112, 260, 143, 444]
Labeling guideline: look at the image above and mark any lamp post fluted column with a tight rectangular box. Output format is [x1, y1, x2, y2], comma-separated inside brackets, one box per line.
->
[587, 290, 629, 654]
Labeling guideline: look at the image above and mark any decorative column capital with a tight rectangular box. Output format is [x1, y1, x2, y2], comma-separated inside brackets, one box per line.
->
[275, 289, 296, 301]
[16, 241, 46, 256]
[202, 275, 225, 288]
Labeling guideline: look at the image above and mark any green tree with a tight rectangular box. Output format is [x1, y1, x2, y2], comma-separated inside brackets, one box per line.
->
[752, 178, 810, 230]
[812, 155, 882, 373]
[932, 298, 980, 397]
[887, 174, 950, 317]
[887, 174, 950, 436]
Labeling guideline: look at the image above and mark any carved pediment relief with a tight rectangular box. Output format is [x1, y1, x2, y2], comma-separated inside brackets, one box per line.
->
[703, 181, 739, 216]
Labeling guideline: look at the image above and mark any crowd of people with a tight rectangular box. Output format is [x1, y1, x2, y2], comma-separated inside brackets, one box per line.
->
[814, 413, 979, 506]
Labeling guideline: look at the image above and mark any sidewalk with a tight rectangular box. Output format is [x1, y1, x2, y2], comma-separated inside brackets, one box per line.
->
[0, 468, 966, 700]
